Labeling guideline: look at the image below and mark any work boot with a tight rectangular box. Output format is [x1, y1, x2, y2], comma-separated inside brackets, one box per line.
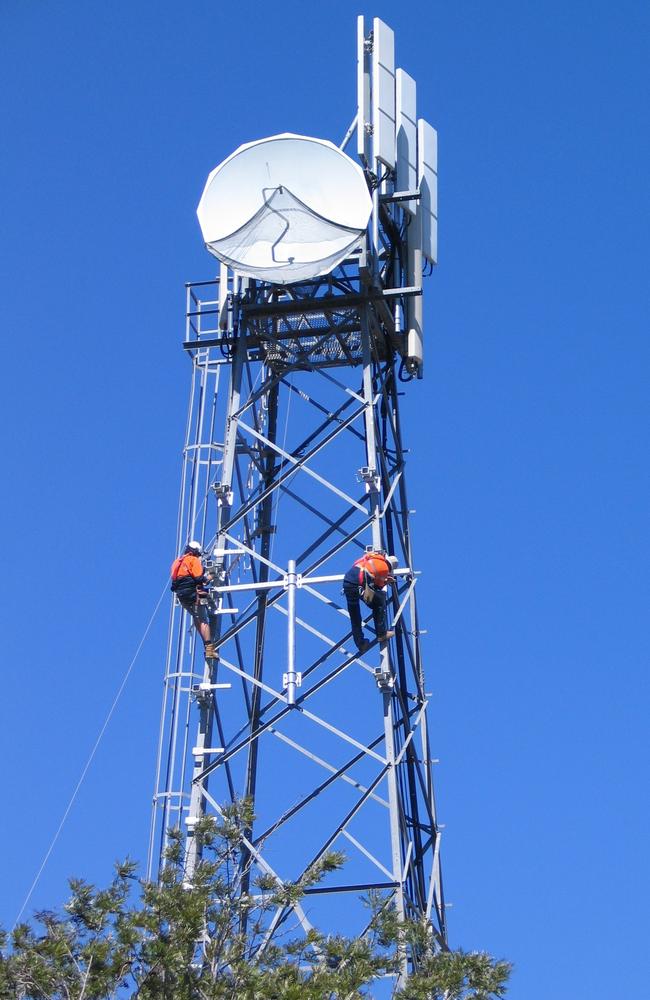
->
[356, 638, 371, 655]
[377, 630, 395, 643]
[204, 642, 218, 660]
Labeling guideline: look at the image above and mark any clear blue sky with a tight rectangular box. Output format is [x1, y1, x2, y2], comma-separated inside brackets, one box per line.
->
[1, 2, 648, 997]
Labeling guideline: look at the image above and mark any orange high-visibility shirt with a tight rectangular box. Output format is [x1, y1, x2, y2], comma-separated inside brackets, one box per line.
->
[353, 553, 391, 589]
[171, 554, 204, 582]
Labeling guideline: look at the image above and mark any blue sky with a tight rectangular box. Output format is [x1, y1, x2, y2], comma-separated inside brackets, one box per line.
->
[1, 1, 648, 997]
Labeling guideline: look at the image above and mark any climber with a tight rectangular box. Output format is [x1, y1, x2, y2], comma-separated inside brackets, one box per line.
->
[343, 550, 399, 653]
[170, 540, 217, 659]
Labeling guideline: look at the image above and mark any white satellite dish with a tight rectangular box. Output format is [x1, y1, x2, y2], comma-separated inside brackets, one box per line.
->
[197, 133, 372, 284]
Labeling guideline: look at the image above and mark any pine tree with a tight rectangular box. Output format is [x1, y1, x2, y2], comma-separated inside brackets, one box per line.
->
[1, 803, 510, 999]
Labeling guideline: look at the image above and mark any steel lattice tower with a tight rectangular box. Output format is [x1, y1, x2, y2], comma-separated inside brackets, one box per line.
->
[149, 15, 444, 987]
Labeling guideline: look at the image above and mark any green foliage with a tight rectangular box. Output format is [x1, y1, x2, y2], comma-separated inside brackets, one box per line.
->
[0, 803, 510, 999]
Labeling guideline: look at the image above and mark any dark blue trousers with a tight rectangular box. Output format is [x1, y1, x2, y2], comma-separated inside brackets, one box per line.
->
[343, 570, 387, 649]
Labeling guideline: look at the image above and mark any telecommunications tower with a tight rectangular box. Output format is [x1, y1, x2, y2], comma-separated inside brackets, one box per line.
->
[149, 14, 444, 985]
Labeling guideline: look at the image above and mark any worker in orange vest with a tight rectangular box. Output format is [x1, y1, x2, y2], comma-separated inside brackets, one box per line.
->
[170, 541, 217, 659]
[343, 550, 398, 653]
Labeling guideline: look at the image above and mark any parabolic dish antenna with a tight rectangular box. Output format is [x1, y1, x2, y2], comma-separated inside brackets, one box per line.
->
[197, 133, 372, 284]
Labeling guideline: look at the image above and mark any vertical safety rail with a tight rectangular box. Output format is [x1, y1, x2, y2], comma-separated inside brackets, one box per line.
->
[148, 282, 223, 877]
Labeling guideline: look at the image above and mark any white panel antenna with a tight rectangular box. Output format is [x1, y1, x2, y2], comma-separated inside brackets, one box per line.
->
[356, 15, 371, 162]
[372, 18, 396, 170]
[417, 119, 438, 264]
[197, 133, 372, 284]
[396, 69, 417, 215]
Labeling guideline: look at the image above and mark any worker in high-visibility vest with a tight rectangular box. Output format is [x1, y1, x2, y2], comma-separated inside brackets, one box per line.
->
[343, 550, 398, 652]
[170, 540, 217, 659]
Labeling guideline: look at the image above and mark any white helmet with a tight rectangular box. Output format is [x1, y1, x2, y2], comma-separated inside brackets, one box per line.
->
[388, 555, 399, 570]
[186, 540, 202, 553]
